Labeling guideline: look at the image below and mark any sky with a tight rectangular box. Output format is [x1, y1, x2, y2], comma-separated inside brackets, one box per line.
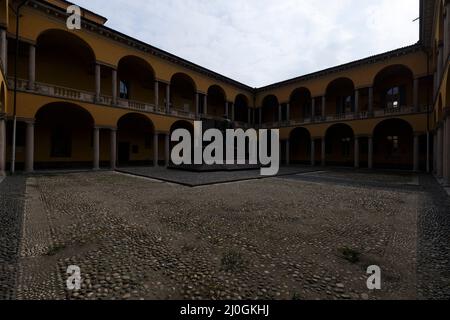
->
[74, 0, 420, 88]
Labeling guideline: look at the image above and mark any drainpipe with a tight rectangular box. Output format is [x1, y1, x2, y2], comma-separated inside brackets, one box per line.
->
[10, 0, 28, 174]
[426, 48, 431, 174]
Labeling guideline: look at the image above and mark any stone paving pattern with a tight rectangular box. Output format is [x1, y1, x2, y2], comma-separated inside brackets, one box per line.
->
[0, 168, 449, 300]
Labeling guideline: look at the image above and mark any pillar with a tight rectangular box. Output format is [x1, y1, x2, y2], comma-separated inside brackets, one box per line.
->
[285, 140, 290, 165]
[248, 108, 251, 125]
[154, 81, 159, 108]
[413, 78, 420, 112]
[93, 127, 100, 170]
[311, 98, 316, 121]
[354, 89, 359, 114]
[368, 136, 374, 169]
[354, 137, 360, 168]
[153, 133, 159, 167]
[278, 105, 282, 122]
[28, 44, 36, 90]
[0, 28, 7, 73]
[259, 108, 262, 125]
[0, 117, 5, 176]
[321, 96, 326, 118]
[437, 125, 444, 177]
[110, 129, 117, 170]
[225, 102, 229, 119]
[286, 103, 290, 122]
[433, 131, 438, 175]
[445, 118, 450, 185]
[166, 84, 171, 113]
[203, 95, 208, 115]
[25, 121, 35, 173]
[413, 133, 420, 172]
[195, 93, 200, 117]
[368, 87, 374, 115]
[231, 103, 235, 122]
[321, 138, 326, 166]
[95, 64, 102, 102]
[112, 69, 118, 105]
[311, 139, 315, 166]
[164, 133, 170, 167]
[438, 45, 443, 84]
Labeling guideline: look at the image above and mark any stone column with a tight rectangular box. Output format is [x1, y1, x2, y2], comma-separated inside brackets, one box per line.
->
[368, 87, 374, 115]
[438, 45, 443, 84]
[248, 108, 251, 124]
[225, 102, 229, 119]
[28, 44, 36, 90]
[231, 103, 235, 122]
[164, 133, 170, 167]
[0, 28, 7, 73]
[95, 64, 101, 102]
[354, 137, 360, 168]
[0, 116, 5, 175]
[311, 98, 316, 121]
[203, 95, 208, 115]
[311, 139, 315, 166]
[278, 105, 282, 122]
[153, 133, 159, 167]
[93, 127, 100, 170]
[285, 140, 290, 165]
[259, 108, 262, 126]
[110, 129, 117, 170]
[413, 133, 420, 172]
[354, 89, 359, 114]
[286, 103, 290, 122]
[433, 131, 438, 175]
[368, 136, 374, 169]
[154, 80, 159, 108]
[112, 69, 118, 105]
[321, 138, 326, 166]
[445, 118, 450, 185]
[413, 78, 420, 112]
[321, 96, 326, 118]
[437, 125, 444, 177]
[25, 121, 35, 173]
[166, 84, 171, 113]
[195, 93, 200, 117]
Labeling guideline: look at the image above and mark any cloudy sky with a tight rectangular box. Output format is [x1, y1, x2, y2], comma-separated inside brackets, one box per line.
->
[74, 0, 420, 88]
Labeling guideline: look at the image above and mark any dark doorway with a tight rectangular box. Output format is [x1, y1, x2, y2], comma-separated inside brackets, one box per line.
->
[118, 142, 130, 165]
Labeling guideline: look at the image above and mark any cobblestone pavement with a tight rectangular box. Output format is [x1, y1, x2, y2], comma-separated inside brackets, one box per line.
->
[0, 176, 25, 300]
[1, 168, 448, 300]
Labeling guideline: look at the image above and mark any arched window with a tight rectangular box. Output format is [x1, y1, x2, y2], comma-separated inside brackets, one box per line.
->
[385, 86, 404, 109]
[119, 80, 130, 99]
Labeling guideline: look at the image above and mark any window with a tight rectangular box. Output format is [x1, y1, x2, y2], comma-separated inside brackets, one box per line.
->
[119, 80, 130, 99]
[336, 95, 353, 114]
[387, 136, 400, 155]
[51, 127, 72, 158]
[385, 86, 405, 109]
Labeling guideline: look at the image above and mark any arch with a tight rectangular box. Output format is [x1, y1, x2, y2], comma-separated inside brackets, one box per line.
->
[289, 127, 312, 164]
[325, 123, 355, 166]
[36, 29, 97, 92]
[171, 73, 197, 114]
[207, 85, 227, 118]
[290, 87, 312, 121]
[234, 94, 249, 122]
[373, 64, 414, 110]
[262, 94, 279, 124]
[117, 56, 156, 102]
[325, 78, 355, 116]
[34, 102, 95, 169]
[372, 118, 414, 170]
[117, 113, 155, 166]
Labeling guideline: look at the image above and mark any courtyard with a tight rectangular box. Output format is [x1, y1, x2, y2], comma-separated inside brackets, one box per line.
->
[0, 168, 449, 300]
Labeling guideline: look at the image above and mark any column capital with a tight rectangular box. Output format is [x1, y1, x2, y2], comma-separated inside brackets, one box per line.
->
[155, 131, 169, 136]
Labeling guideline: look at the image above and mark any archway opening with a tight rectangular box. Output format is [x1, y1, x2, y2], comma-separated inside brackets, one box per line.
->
[35, 103, 95, 169]
[262, 95, 279, 124]
[325, 123, 355, 166]
[290, 88, 312, 121]
[326, 78, 355, 116]
[373, 65, 413, 111]
[171, 73, 196, 114]
[36, 30, 96, 91]
[207, 85, 226, 118]
[117, 56, 155, 103]
[234, 94, 249, 122]
[117, 113, 154, 166]
[373, 118, 414, 170]
[289, 127, 311, 164]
